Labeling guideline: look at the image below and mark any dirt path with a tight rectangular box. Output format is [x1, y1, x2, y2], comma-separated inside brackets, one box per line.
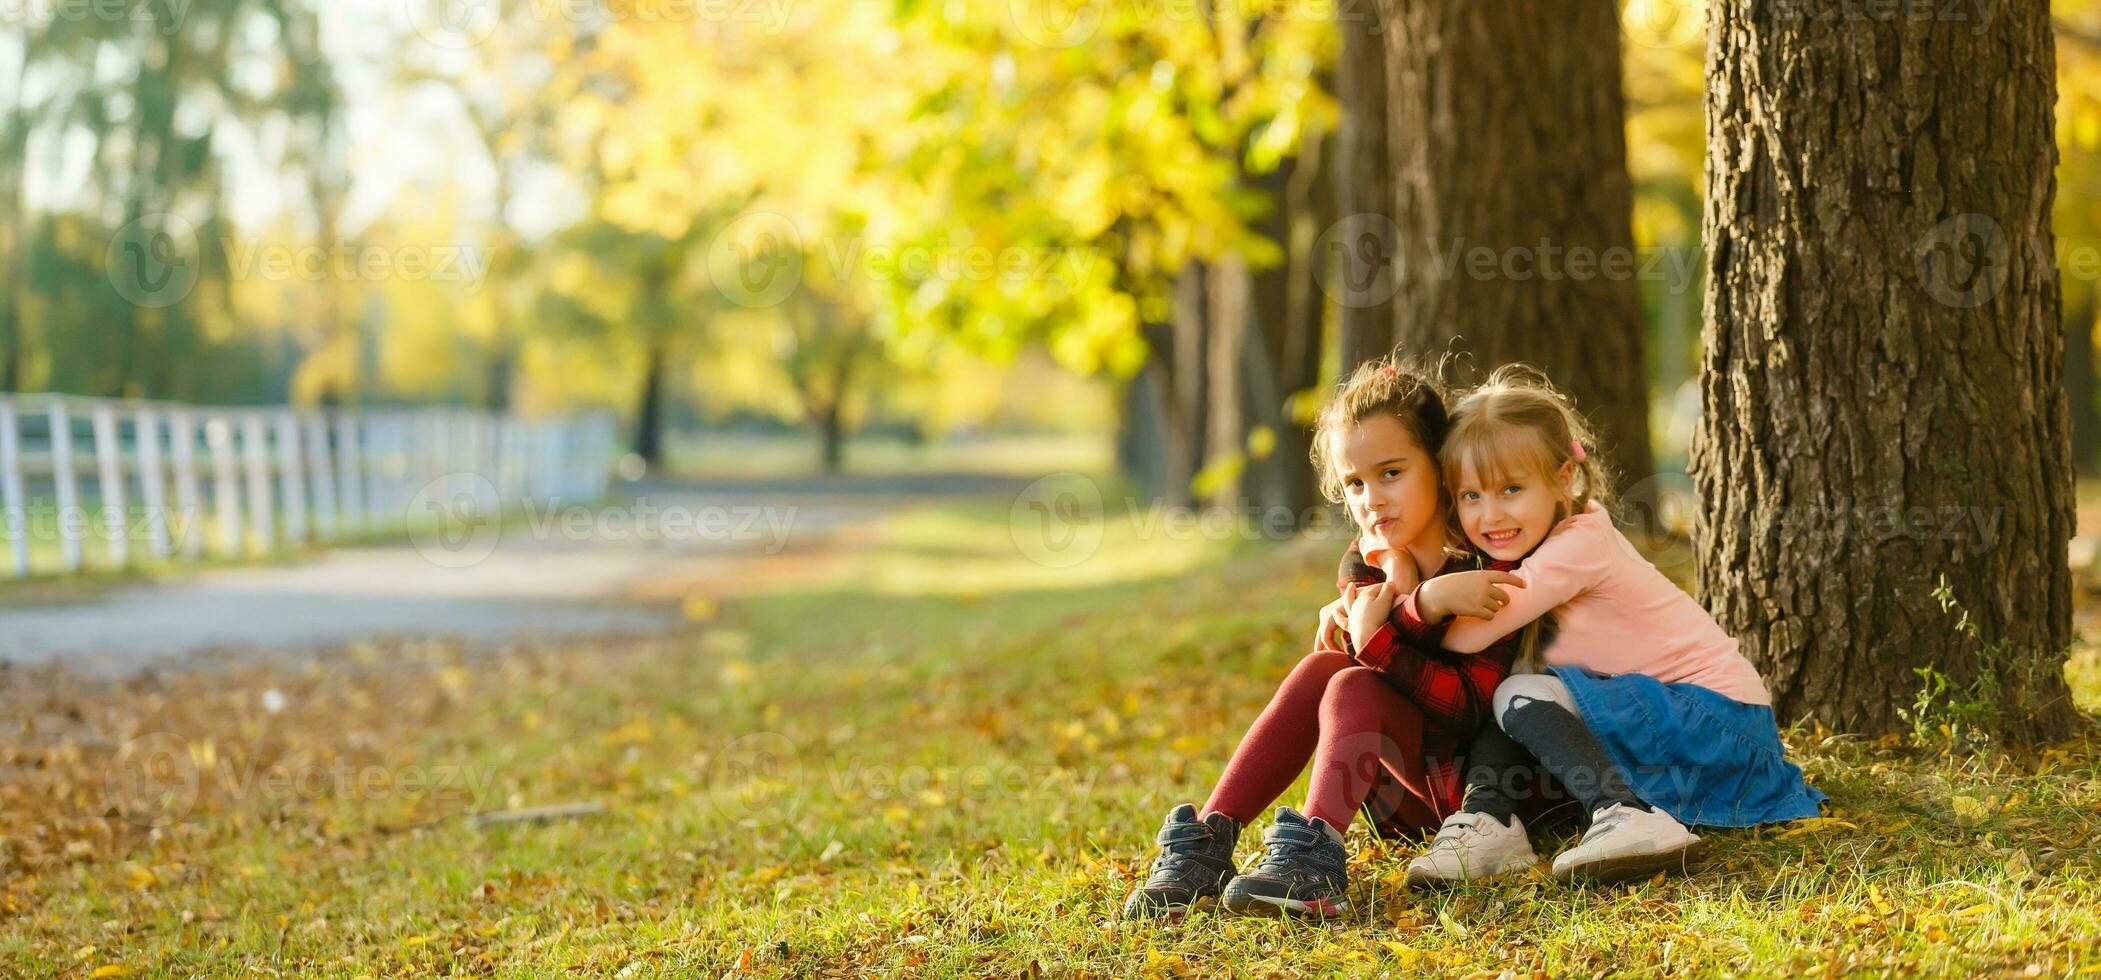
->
[0, 474, 1031, 674]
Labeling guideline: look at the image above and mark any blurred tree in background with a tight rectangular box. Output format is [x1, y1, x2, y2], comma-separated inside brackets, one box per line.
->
[3, 0, 2100, 500]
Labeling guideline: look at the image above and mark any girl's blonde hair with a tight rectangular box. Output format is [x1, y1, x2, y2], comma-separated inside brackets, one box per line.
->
[1442, 363, 1616, 670]
[1309, 352, 1452, 504]
[1442, 363, 1615, 520]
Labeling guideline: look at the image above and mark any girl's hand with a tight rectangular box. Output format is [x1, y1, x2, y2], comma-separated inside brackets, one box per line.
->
[1314, 592, 1352, 652]
[1417, 570, 1525, 621]
[1346, 582, 1400, 647]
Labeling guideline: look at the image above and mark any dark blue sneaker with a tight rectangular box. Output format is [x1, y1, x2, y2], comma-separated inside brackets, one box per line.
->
[1122, 804, 1241, 918]
[1220, 807, 1351, 918]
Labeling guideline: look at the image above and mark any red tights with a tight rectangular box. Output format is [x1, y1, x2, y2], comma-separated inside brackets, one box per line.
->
[1200, 650, 1458, 836]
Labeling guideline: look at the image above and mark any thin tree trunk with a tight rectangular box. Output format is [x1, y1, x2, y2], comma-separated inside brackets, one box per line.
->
[1334, 0, 1395, 373]
[1245, 155, 1298, 516]
[818, 404, 844, 473]
[0, 52, 26, 394]
[1381, 0, 1654, 487]
[632, 333, 667, 467]
[1696, 0, 2078, 742]
[1279, 130, 1339, 526]
[485, 346, 513, 413]
[1205, 256, 1250, 505]
[1115, 356, 1172, 503]
[1170, 262, 1211, 506]
[2067, 282, 2097, 475]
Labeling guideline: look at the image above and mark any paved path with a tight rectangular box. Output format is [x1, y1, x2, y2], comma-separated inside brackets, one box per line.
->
[0, 473, 1036, 674]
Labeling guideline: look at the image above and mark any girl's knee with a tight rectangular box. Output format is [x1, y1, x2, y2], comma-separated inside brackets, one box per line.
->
[1322, 664, 1385, 701]
[1292, 649, 1354, 679]
[1492, 674, 1577, 726]
[1318, 666, 1406, 725]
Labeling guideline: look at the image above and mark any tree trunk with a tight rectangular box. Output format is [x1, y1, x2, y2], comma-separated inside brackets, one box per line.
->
[1115, 356, 1172, 503]
[1244, 155, 1298, 517]
[632, 333, 667, 467]
[1205, 256, 1251, 506]
[0, 50, 27, 394]
[1381, 0, 1654, 487]
[1169, 262, 1211, 506]
[1333, 0, 1396, 373]
[2067, 282, 2097, 476]
[1279, 131, 1340, 526]
[485, 345, 513, 413]
[817, 401, 845, 474]
[1696, 0, 2078, 742]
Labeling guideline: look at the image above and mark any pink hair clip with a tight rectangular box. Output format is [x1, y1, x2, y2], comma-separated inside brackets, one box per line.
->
[1570, 440, 1588, 463]
[1381, 364, 1399, 377]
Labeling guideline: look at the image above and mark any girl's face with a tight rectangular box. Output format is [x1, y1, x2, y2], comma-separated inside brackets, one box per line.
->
[1333, 414, 1445, 555]
[1452, 457, 1574, 561]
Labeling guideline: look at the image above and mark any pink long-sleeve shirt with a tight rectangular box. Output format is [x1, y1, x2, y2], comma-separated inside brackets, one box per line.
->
[1398, 501, 1773, 706]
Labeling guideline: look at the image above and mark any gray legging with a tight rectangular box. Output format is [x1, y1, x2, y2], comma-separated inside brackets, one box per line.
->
[1488, 672, 1647, 819]
[1492, 673, 1582, 720]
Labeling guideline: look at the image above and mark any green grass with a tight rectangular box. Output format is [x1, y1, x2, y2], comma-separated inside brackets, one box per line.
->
[2, 495, 2098, 977]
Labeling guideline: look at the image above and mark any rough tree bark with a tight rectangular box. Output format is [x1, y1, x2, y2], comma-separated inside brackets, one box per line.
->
[1696, 0, 2079, 741]
[1380, 0, 1654, 486]
[1271, 134, 1338, 527]
[1334, 0, 1396, 374]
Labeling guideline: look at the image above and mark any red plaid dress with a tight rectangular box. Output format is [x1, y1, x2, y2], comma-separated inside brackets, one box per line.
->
[1334, 541, 1524, 824]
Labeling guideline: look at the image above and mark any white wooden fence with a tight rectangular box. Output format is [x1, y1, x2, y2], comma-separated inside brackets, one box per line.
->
[0, 393, 617, 578]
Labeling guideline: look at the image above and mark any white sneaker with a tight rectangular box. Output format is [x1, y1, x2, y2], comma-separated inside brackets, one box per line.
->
[1404, 811, 1540, 888]
[1551, 803, 1703, 885]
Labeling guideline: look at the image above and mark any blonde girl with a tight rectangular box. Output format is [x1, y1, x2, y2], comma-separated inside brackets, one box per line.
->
[1400, 365, 1827, 887]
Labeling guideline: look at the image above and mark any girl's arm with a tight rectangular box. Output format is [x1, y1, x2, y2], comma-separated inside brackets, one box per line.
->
[1406, 518, 1612, 654]
[1350, 610, 1512, 733]
[1336, 538, 1382, 590]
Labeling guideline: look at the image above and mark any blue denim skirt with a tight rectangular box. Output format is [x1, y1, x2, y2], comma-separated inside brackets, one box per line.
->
[1548, 665, 1829, 828]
